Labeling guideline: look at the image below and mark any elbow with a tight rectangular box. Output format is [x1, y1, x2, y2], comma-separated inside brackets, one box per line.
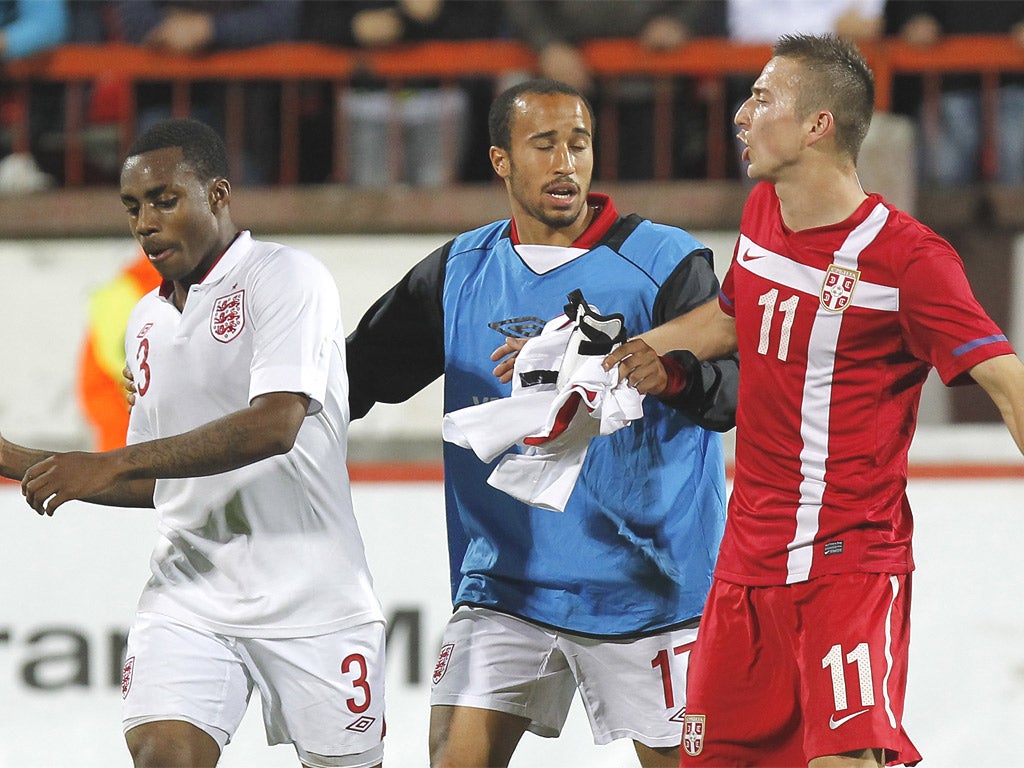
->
[248, 419, 302, 459]
[247, 392, 309, 458]
[265, 428, 299, 457]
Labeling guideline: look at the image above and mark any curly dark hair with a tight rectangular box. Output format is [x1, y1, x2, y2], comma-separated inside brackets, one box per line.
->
[125, 118, 229, 181]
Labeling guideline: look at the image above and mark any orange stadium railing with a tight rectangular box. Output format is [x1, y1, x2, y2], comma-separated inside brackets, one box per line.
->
[3, 35, 1024, 186]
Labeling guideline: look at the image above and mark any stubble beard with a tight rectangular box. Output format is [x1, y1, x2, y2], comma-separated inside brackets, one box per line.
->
[508, 162, 590, 230]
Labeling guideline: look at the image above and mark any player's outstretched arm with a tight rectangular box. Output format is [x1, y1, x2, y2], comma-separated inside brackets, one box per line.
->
[0, 432, 55, 482]
[636, 298, 738, 358]
[1, 431, 155, 513]
[970, 353, 1024, 455]
[21, 391, 308, 516]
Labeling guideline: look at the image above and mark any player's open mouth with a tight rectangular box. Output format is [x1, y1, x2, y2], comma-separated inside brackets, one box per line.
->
[544, 182, 578, 204]
[737, 133, 750, 161]
[146, 247, 173, 263]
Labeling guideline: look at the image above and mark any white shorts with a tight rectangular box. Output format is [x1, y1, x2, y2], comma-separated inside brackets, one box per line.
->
[429, 606, 698, 748]
[122, 612, 386, 768]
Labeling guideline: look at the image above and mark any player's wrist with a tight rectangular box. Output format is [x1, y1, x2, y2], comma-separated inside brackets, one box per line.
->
[657, 354, 689, 399]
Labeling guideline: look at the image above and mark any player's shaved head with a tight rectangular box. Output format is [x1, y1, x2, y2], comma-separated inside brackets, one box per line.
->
[773, 33, 874, 161]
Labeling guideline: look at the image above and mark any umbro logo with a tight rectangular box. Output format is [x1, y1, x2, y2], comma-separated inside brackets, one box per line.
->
[347, 716, 376, 733]
[488, 317, 545, 338]
[828, 709, 869, 730]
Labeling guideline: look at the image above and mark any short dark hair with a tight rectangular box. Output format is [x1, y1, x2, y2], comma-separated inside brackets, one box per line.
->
[125, 118, 229, 181]
[488, 78, 595, 149]
[773, 33, 875, 161]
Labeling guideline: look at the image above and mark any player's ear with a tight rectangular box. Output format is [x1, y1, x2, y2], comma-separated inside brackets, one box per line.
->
[209, 177, 231, 210]
[806, 109, 835, 146]
[490, 146, 510, 179]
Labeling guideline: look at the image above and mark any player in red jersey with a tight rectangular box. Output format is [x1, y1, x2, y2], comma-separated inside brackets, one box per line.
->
[606, 33, 1024, 768]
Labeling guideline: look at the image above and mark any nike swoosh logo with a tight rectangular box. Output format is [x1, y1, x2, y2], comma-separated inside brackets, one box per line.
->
[741, 249, 767, 262]
[829, 709, 869, 730]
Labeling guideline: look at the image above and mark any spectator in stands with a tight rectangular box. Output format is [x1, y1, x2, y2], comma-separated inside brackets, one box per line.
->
[77, 249, 162, 451]
[501, 1, 724, 179]
[726, 0, 883, 46]
[301, 1, 498, 186]
[0, 0, 68, 193]
[117, 0, 301, 185]
[886, 1, 1024, 185]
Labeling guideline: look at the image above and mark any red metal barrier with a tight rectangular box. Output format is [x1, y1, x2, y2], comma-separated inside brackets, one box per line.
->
[3, 36, 1024, 186]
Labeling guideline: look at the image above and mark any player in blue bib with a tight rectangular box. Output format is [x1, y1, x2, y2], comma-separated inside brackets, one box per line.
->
[347, 78, 738, 768]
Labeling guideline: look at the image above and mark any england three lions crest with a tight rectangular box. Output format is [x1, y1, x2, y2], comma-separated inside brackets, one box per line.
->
[121, 656, 135, 699]
[211, 289, 245, 342]
[432, 643, 455, 685]
[820, 264, 860, 313]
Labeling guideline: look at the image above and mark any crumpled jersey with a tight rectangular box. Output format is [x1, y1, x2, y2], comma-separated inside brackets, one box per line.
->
[442, 290, 645, 511]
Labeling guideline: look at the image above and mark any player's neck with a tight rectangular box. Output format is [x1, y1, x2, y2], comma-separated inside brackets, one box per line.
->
[775, 166, 868, 233]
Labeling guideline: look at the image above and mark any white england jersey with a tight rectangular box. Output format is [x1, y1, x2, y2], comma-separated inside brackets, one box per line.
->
[125, 231, 383, 638]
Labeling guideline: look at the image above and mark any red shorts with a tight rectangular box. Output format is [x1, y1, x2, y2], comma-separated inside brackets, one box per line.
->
[681, 572, 922, 767]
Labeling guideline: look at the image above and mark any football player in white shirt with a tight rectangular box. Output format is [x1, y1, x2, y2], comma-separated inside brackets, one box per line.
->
[0, 118, 385, 768]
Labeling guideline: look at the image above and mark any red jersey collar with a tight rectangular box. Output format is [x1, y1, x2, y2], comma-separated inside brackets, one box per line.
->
[509, 193, 618, 249]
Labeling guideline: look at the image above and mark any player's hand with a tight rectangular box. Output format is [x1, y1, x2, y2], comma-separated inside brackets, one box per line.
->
[21, 453, 116, 516]
[603, 338, 668, 395]
[491, 337, 528, 384]
[123, 365, 137, 411]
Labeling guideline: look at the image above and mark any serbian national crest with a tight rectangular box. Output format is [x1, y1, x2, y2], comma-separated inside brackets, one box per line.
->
[820, 264, 860, 313]
[211, 289, 245, 342]
[682, 713, 706, 757]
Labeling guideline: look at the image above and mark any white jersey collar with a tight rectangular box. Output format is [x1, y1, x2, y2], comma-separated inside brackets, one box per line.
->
[513, 243, 589, 274]
[200, 230, 251, 287]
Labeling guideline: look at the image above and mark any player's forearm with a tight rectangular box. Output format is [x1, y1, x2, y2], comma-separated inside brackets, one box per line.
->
[115, 393, 307, 481]
[0, 437, 53, 481]
[971, 354, 1024, 456]
[2, 436, 154, 508]
[996, 384, 1024, 456]
[640, 299, 738, 359]
[80, 478, 156, 508]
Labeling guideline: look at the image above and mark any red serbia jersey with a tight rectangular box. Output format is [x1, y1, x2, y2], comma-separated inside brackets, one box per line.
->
[718, 183, 1014, 585]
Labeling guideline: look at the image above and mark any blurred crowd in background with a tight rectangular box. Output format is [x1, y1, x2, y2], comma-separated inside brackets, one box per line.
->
[2, 1, 1022, 447]
[2, 0, 1024, 193]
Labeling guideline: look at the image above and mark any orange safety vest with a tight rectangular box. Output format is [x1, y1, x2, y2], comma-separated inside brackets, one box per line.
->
[76, 252, 162, 451]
